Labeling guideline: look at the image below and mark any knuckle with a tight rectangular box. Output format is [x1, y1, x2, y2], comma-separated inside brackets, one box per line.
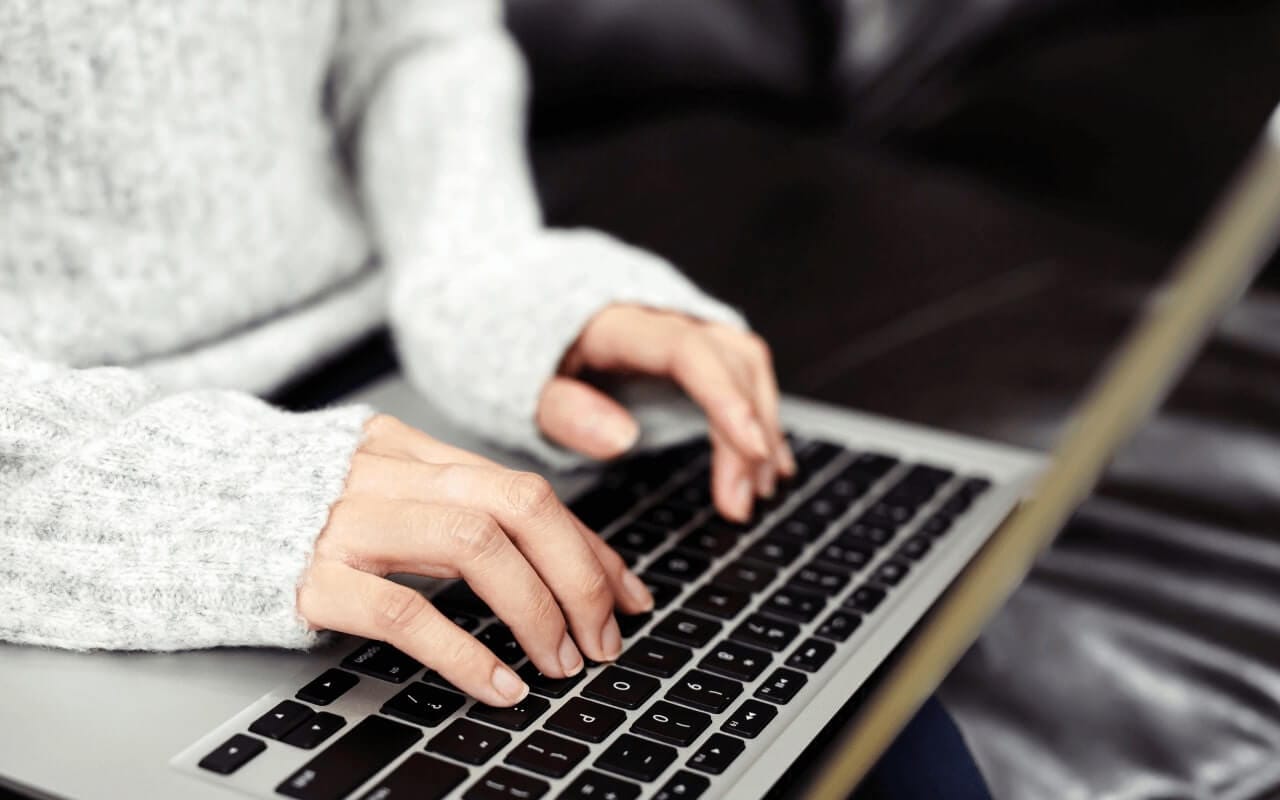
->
[443, 510, 505, 561]
[578, 567, 612, 608]
[526, 589, 564, 633]
[374, 585, 429, 635]
[505, 471, 557, 517]
[745, 332, 772, 362]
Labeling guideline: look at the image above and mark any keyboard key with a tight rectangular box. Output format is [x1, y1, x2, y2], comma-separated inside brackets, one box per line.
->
[596, 734, 678, 782]
[282, 712, 346, 749]
[821, 468, 873, 505]
[504, 730, 588, 778]
[815, 611, 862, 642]
[845, 585, 888, 613]
[477, 624, 525, 664]
[648, 550, 711, 583]
[722, 699, 777, 739]
[464, 766, 550, 800]
[518, 663, 585, 699]
[583, 666, 660, 710]
[875, 559, 911, 586]
[447, 612, 483, 633]
[655, 770, 711, 800]
[468, 694, 551, 731]
[767, 513, 824, 543]
[560, 769, 642, 800]
[652, 611, 721, 649]
[277, 715, 422, 800]
[742, 537, 802, 568]
[862, 502, 915, 528]
[730, 614, 799, 652]
[545, 697, 626, 743]
[699, 640, 771, 682]
[921, 513, 953, 537]
[786, 638, 836, 673]
[296, 669, 359, 706]
[249, 700, 313, 740]
[570, 486, 632, 532]
[637, 502, 696, 532]
[793, 563, 851, 595]
[666, 472, 712, 511]
[795, 440, 843, 479]
[815, 540, 873, 571]
[610, 524, 668, 554]
[682, 585, 749, 620]
[959, 476, 992, 497]
[198, 734, 265, 775]
[428, 719, 512, 765]
[641, 575, 683, 609]
[754, 668, 807, 704]
[620, 637, 692, 678]
[687, 733, 744, 774]
[678, 526, 739, 557]
[666, 669, 742, 713]
[904, 464, 953, 487]
[762, 586, 826, 623]
[791, 495, 846, 531]
[383, 682, 466, 728]
[898, 533, 932, 561]
[341, 641, 423, 684]
[356, 753, 468, 800]
[841, 520, 896, 547]
[424, 671, 464, 693]
[616, 611, 652, 639]
[434, 582, 493, 617]
[632, 700, 711, 746]
[712, 560, 777, 594]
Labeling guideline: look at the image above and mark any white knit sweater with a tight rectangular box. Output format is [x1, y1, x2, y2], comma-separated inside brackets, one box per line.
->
[0, 0, 741, 651]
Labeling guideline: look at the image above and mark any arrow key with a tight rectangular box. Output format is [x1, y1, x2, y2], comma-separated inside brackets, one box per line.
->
[197, 734, 266, 775]
[249, 699, 314, 740]
[295, 668, 359, 706]
[282, 711, 346, 749]
[722, 699, 777, 739]
[686, 733, 744, 775]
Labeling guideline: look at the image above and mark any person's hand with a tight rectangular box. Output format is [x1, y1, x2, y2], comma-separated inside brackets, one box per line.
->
[298, 415, 655, 707]
[537, 304, 796, 521]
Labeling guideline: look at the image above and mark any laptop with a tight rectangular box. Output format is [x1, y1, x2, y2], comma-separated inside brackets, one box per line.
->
[2, 108, 1277, 800]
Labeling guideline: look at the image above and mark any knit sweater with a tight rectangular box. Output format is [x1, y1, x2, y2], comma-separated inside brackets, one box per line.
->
[0, 1, 741, 652]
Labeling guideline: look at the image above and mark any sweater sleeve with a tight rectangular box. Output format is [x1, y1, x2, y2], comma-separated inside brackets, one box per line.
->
[332, 0, 746, 466]
[0, 336, 372, 651]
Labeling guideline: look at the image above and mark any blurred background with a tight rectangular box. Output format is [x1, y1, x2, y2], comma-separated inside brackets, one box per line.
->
[500, 1, 1280, 797]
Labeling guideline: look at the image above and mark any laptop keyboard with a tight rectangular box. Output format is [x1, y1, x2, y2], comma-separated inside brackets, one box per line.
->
[195, 434, 991, 799]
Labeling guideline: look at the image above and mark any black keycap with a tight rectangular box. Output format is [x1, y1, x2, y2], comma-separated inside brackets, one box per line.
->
[786, 638, 836, 673]
[447, 612, 483, 632]
[434, 582, 493, 617]
[959, 476, 992, 497]
[815, 540, 873, 571]
[504, 730, 588, 778]
[620, 637, 692, 678]
[905, 464, 953, 487]
[666, 669, 742, 713]
[357, 753, 468, 800]
[722, 699, 777, 739]
[638, 503, 696, 532]
[641, 575, 683, 609]
[468, 694, 551, 731]
[341, 641, 423, 683]
[699, 640, 771, 682]
[792, 494, 846, 530]
[898, 534, 932, 561]
[683, 585, 749, 620]
[632, 700, 711, 746]
[816, 610, 862, 642]
[793, 563, 851, 595]
[712, 560, 777, 594]
[700, 516, 757, 538]
[920, 513, 953, 537]
[743, 537, 802, 568]
[767, 513, 824, 543]
[596, 734, 678, 782]
[754, 668, 807, 704]
[845, 584, 888, 613]
[283, 712, 346, 749]
[615, 547, 641, 568]
[678, 527, 739, 557]
[545, 697, 626, 743]
[655, 770, 711, 800]
[464, 766, 550, 800]
[648, 550, 711, 583]
[250, 700, 313, 740]
[583, 666, 660, 710]
[198, 734, 265, 775]
[517, 663, 585, 699]
[762, 586, 826, 623]
[842, 520, 896, 547]
[687, 733, 744, 775]
[651, 611, 721, 649]
[862, 502, 915, 528]
[477, 624, 525, 664]
[822, 467, 873, 505]
[427, 719, 512, 765]
[730, 614, 799, 652]
[610, 524, 668, 554]
[875, 559, 910, 586]
[616, 611, 652, 639]
[570, 486, 631, 532]
[795, 440, 843, 478]
[296, 669, 359, 706]
[847, 451, 898, 478]
[424, 671, 464, 693]
[560, 769, 642, 800]
[277, 716, 422, 800]
[666, 471, 712, 511]
[382, 682, 466, 728]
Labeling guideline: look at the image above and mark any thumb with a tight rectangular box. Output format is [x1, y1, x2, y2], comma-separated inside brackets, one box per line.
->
[536, 376, 640, 459]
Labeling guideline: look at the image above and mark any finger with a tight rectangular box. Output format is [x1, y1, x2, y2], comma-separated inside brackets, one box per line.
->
[297, 561, 528, 706]
[728, 331, 795, 478]
[573, 515, 655, 614]
[321, 497, 583, 679]
[710, 428, 755, 522]
[360, 414, 503, 469]
[536, 376, 639, 459]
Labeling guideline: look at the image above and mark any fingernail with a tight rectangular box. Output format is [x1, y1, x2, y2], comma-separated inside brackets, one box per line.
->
[756, 462, 776, 498]
[623, 570, 655, 611]
[558, 632, 584, 677]
[595, 413, 639, 455]
[734, 477, 754, 520]
[492, 664, 528, 704]
[600, 616, 623, 661]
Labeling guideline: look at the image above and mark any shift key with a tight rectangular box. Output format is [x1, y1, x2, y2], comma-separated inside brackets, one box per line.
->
[277, 715, 422, 800]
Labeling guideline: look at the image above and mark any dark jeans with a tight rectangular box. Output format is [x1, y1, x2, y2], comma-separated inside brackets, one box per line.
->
[854, 696, 991, 800]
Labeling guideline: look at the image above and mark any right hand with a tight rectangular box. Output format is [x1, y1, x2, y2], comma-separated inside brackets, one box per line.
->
[297, 414, 655, 706]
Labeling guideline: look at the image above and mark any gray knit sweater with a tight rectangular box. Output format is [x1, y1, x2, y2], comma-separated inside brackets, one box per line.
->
[0, 1, 740, 652]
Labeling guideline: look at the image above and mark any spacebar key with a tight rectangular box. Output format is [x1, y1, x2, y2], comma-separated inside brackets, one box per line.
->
[276, 715, 423, 800]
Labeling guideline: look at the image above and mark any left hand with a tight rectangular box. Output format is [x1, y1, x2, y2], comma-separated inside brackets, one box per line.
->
[536, 304, 796, 521]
